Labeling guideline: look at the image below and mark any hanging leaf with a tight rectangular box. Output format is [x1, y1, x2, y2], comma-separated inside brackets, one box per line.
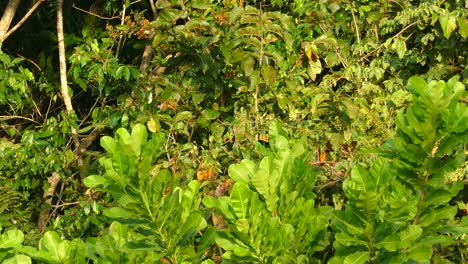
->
[439, 14, 457, 39]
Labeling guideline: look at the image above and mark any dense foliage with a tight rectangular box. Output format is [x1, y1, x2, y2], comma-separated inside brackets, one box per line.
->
[0, 0, 466, 263]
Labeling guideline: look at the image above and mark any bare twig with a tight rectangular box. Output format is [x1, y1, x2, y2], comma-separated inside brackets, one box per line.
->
[314, 179, 344, 189]
[360, 20, 419, 62]
[3, 0, 45, 41]
[72, 4, 120, 20]
[51, 201, 80, 208]
[116, 4, 127, 57]
[348, 0, 361, 45]
[16, 53, 41, 71]
[0, 115, 40, 124]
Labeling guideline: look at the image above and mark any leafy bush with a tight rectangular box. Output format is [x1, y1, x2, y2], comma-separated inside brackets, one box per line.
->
[331, 76, 468, 263]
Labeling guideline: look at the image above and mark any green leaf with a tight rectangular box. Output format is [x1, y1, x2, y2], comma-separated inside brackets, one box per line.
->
[0, 229, 24, 249]
[2, 255, 32, 264]
[130, 124, 148, 156]
[344, 251, 369, 264]
[457, 17, 468, 38]
[108, 221, 128, 248]
[39, 231, 68, 262]
[83, 175, 112, 188]
[230, 183, 251, 219]
[418, 206, 457, 227]
[173, 111, 192, 123]
[375, 232, 400, 251]
[261, 64, 276, 85]
[439, 14, 457, 39]
[228, 160, 256, 185]
[392, 37, 407, 59]
[332, 212, 365, 235]
[407, 243, 432, 262]
[334, 232, 368, 247]
[399, 225, 422, 248]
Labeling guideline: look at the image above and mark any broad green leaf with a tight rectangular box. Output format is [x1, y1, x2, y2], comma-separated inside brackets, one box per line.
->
[109, 222, 128, 248]
[103, 207, 139, 221]
[83, 175, 112, 188]
[399, 225, 422, 248]
[228, 160, 256, 185]
[344, 251, 370, 264]
[0, 229, 24, 248]
[39, 231, 65, 262]
[375, 232, 400, 251]
[407, 76, 427, 97]
[173, 111, 192, 123]
[177, 213, 207, 246]
[418, 206, 457, 227]
[392, 38, 407, 59]
[457, 17, 468, 38]
[407, 243, 432, 262]
[261, 64, 276, 85]
[241, 56, 255, 77]
[202, 196, 236, 221]
[100, 136, 117, 155]
[215, 231, 252, 253]
[147, 117, 160, 133]
[355, 191, 378, 216]
[307, 60, 322, 81]
[129, 124, 148, 155]
[439, 14, 457, 39]
[251, 159, 278, 212]
[181, 180, 200, 211]
[230, 183, 251, 219]
[334, 232, 368, 247]
[332, 212, 365, 235]
[2, 254, 32, 264]
[424, 189, 455, 207]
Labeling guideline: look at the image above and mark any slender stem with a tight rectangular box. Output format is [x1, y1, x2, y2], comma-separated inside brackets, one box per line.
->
[348, 0, 361, 45]
[360, 21, 419, 62]
[255, 4, 264, 129]
[413, 170, 430, 225]
[116, 4, 127, 58]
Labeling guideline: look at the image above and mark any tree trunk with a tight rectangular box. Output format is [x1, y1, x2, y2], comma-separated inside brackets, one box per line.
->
[57, 0, 80, 150]
[0, 0, 21, 45]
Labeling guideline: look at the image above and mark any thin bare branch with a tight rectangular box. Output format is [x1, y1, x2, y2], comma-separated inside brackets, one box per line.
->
[116, 3, 127, 57]
[348, 0, 361, 45]
[148, 0, 157, 19]
[0, 115, 40, 124]
[3, 0, 45, 41]
[360, 20, 419, 62]
[16, 53, 42, 71]
[72, 4, 120, 20]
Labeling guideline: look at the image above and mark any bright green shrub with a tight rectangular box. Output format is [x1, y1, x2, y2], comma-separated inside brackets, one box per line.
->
[330, 76, 468, 263]
[83, 124, 208, 263]
[203, 121, 333, 263]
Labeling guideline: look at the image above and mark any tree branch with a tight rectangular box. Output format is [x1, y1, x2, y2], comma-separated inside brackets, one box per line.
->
[0, 0, 21, 45]
[3, 0, 45, 41]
